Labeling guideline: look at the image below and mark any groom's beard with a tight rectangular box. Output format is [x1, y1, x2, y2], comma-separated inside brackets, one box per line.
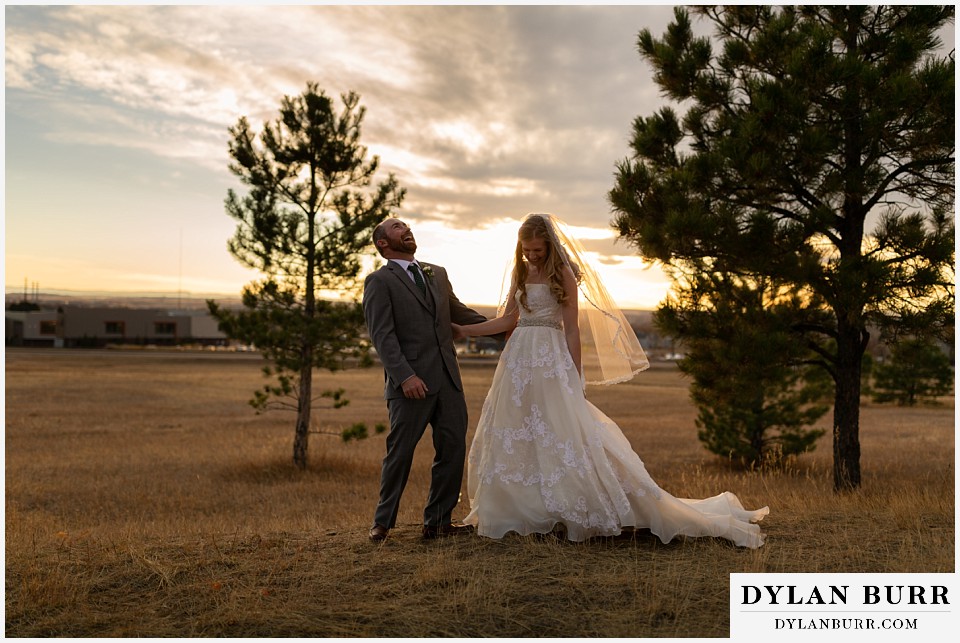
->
[387, 235, 417, 254]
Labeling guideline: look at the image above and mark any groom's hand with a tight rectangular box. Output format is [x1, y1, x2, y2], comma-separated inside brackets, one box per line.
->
[401, 375, 429, 399]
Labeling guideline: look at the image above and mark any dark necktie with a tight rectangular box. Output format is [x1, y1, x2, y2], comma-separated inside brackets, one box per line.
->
[407, 263, 426, 295]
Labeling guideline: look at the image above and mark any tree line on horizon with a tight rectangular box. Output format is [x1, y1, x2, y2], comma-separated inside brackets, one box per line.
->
[207, 5, 954, 492]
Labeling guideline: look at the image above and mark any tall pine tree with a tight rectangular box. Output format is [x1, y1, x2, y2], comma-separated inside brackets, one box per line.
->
[610, 6, 954, 490]
[209, 83, 405, 469]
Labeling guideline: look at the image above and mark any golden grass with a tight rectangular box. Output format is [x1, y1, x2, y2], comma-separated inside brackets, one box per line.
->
[5, 348, 954, 637]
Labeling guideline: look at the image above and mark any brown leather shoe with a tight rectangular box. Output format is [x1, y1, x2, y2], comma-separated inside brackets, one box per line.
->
[369, 524, 389, 542]
[422, 523, 474, 539]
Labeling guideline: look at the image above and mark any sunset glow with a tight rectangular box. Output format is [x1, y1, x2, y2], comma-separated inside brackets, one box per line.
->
[5, 4, 697, 310]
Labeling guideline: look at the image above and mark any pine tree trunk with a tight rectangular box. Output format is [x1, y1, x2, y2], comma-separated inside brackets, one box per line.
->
[832, 321, 863, 491]
[750, 393, 765, 465]
[294, 208, 317, 470]
[833, 17, 866, 492]
[293, 345, 312, 469]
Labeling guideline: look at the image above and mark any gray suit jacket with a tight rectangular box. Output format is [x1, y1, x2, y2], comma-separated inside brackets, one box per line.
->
[362, 260, 487, 400]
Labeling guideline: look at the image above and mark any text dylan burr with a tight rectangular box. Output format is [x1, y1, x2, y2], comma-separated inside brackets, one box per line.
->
[741, 585, 949, 606]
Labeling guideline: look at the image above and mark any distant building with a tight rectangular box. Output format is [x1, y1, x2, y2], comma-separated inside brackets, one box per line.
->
[5, 306, 228, 348]
[5, 310, 60, 347]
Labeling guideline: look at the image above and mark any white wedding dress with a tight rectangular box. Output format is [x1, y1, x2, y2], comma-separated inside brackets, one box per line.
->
[463, 283, 768, 547]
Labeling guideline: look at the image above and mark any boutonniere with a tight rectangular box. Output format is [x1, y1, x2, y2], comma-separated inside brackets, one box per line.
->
[421, 265, 435, 279]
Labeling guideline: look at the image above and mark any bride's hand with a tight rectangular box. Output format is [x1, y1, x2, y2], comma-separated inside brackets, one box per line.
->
[451, 323, 466, 341]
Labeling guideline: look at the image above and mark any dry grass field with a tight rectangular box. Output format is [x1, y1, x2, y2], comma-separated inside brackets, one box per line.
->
[4, 347, 954, 637]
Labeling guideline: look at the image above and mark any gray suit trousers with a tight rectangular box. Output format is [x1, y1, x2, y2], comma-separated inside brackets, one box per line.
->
[375, 373, 468, 529]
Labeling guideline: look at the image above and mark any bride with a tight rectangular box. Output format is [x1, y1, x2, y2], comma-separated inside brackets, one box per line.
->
[452, 213, 768, 547]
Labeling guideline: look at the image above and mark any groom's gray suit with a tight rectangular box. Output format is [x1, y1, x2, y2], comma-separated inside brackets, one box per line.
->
[363, 260, 488, 530]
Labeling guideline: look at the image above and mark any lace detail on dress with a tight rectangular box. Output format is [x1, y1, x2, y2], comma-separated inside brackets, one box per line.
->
[472, 394, 669, 535]
[477, 405, 620, 531]
[483, 405, 578, 486]
[506, 340, 574, 406]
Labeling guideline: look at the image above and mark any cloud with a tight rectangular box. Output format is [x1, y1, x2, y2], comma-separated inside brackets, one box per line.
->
[344, 5, 681, 229]
[5, 4, 681, 306]
[7, 5, 670, 209]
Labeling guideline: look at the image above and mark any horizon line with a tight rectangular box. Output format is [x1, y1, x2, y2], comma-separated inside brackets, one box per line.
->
[4, 286, 657, 312]
[3, 285, 510, 310]
[5, 286, 241, 299]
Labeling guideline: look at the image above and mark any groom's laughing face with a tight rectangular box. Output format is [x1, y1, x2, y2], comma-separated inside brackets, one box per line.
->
[382, 219, 418, 254]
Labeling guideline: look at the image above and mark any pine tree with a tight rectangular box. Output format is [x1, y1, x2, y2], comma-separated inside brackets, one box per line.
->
[872, 338, 954, 406]
[208, 83, 405, 469]
[610, 6, 954, 490]
[657, 272, 830, 467]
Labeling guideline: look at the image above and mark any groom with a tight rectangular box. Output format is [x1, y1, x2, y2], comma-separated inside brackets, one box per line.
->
[362, 218, 491, 542]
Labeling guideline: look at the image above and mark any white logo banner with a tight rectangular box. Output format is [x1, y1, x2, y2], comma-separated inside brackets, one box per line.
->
[731, 573, 957, 641]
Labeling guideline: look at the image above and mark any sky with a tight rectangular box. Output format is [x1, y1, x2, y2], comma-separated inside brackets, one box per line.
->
[4, 2, 695, 309]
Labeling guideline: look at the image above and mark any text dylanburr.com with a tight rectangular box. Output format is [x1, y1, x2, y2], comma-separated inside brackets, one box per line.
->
[731, 573, 957, 640]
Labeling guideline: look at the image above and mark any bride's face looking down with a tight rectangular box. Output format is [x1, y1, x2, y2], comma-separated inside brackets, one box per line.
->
[521, 237, 549, 269]
[513, 215, 570, 309]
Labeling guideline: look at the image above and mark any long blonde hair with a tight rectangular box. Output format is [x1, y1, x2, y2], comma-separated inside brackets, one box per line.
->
[513, 215, 571, 311]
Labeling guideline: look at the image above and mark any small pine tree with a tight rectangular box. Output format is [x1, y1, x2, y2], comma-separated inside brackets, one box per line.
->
[208, 83, 404, 469]
[872, 338, 954, 406]
[657, 272, 830, 467]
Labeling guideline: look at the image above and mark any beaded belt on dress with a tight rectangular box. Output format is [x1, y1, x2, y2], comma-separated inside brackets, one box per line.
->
[516, 318, 563, 330]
